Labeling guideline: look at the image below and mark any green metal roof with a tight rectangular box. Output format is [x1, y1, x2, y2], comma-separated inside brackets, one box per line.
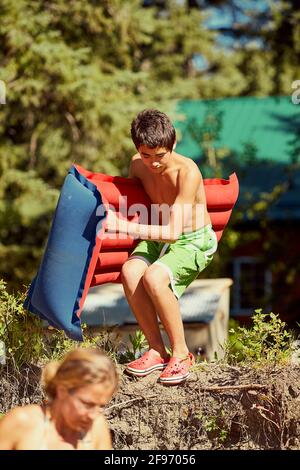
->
[175, 96, 299, 163]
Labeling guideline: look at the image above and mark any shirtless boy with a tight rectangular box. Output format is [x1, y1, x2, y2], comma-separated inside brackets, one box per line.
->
[105, 109, 218, 385]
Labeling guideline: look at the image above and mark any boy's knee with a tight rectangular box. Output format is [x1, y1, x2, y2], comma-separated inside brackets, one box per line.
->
[121, 261, 136, 285]
[121, 259, 147, 290]
[143, 265, 169, 294]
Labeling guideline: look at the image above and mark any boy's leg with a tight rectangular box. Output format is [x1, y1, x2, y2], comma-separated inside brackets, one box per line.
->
[145, 225, 218, 357]
[121, 258, 168, 359]
[143, 265, 189, 358]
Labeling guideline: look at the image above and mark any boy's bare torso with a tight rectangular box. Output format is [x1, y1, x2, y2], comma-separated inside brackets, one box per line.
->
[130, 152, 211, 231]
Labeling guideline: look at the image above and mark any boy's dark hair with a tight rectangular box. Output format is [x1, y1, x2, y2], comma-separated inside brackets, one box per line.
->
[131, 109, 176, 151]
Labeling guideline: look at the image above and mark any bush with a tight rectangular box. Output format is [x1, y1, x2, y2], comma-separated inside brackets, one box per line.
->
[0, 280, 45, 368]
[0, 279, 118, 369]
[223, 310, 293, 365]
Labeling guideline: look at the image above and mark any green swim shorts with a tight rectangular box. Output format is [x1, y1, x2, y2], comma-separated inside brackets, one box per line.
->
[129, 224, 218, 299]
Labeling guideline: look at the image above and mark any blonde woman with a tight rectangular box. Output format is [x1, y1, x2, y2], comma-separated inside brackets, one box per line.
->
[0, 348, 118, 450]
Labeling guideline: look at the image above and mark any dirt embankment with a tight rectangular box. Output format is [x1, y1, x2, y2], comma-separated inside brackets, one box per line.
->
[1, 363, 300, 450]
[106, 364, 300, 450]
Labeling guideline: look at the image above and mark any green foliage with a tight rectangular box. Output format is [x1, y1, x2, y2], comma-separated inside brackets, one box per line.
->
[266, 1, 300, 95]
[120, 329, 148, 362]
[43, 323, 119, 364]
[0, 169, 59, 290]
[197, 409, 229, 445]
[0, 279, 45, 368]
[224, 310, 293, 365]
[0, 279, 118, 369]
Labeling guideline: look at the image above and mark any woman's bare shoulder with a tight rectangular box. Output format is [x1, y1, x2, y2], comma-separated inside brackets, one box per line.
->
[91, 413, 112, 450]
[92, 412, 109, 431]
[1, 404, 43, 428]
[0, 405, 43, 448]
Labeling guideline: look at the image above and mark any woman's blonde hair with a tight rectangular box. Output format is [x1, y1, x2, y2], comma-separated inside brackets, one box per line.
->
[42, 348, 118, 401]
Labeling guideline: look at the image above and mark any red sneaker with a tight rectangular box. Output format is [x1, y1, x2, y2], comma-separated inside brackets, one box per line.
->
[159, 353, 195, 385]
[125, 349, 169, 377]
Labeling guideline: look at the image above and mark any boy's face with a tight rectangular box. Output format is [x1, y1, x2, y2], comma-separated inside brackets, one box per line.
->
[138, 145, 172, 173]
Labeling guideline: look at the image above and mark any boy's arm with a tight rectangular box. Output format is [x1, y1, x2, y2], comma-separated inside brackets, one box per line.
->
[106, 166, 202, 242]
